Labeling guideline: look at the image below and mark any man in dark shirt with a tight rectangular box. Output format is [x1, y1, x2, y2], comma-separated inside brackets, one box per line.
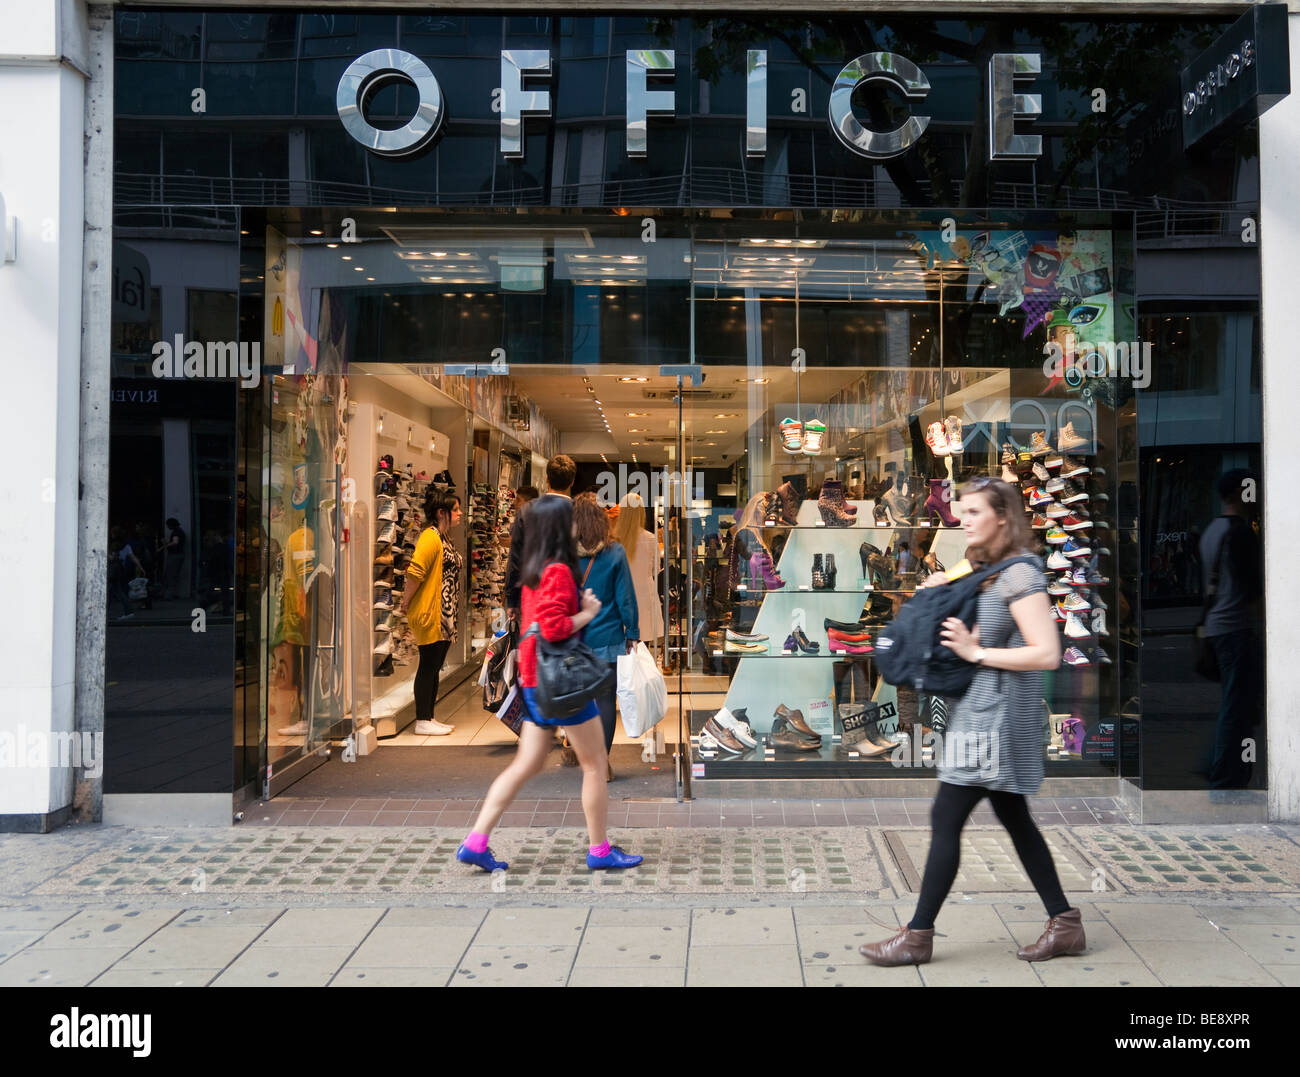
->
[1198, 469, 1263, 788]
[505, 454, 576, 618]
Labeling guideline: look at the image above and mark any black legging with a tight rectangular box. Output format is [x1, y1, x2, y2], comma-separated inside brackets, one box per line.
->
[414, 640, 452, 721]
[595, 661, 618, 753]
[909, 781, 1071, 930]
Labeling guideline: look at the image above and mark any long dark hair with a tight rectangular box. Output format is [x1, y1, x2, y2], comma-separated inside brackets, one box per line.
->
[520, 495, 579, 589]
[423, 489, 460, 532]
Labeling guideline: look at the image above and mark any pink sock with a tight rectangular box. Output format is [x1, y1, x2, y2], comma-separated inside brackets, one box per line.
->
[589, 841, 611, 857]
[464, 832, 489, 853]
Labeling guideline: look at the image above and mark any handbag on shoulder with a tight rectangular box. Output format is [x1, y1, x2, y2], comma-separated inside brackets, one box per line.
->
[524, 622, 616, 719]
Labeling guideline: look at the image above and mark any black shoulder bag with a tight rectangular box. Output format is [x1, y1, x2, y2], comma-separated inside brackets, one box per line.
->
[525, 560, 615, 718]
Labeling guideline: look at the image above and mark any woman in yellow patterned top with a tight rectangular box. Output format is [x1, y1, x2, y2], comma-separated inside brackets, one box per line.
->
[401, 490, 459, 735]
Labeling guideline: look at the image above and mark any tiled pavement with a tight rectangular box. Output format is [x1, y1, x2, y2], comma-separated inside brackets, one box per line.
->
[1, 901, 1298, 987]
[250, 795, 1134, 828]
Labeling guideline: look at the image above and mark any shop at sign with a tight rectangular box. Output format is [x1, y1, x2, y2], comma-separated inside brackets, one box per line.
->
[100, 9, 1276, 815]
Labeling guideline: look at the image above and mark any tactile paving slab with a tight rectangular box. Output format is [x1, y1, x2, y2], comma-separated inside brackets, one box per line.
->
[1068, 827, 1300, 893]
[884, 828, 1101, 893]
[28, 828, 886, 897]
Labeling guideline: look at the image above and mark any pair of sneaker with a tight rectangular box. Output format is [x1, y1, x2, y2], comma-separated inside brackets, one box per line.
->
[780, 418, 827, 455]
[925, 416, 963, 456]
[413, 718, 454, 735]
[456, 843, 642, 872]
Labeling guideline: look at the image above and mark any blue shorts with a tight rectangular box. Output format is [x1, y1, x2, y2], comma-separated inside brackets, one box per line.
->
[521, 686, 600, 728]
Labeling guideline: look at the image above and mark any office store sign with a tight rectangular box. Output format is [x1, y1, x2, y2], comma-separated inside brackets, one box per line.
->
[337, 48, 1045, 162]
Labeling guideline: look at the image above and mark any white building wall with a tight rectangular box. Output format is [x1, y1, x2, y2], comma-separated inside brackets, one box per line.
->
[0, 0, 88, 825]
[1259, 10, 1300, 823]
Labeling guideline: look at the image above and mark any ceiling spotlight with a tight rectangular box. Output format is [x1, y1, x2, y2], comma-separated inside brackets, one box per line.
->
[309, 229, 323, 236]
[341, 255, 352, 261]
[626, 411, 648, 417]
[326, 243, 339, 249]
[619, 376, 649, 382]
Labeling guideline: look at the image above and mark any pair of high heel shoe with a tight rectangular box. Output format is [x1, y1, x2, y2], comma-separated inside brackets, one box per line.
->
[743, 549, 785, 590]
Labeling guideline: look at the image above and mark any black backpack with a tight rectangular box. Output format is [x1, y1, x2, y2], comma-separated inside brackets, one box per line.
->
[873, 555, 1041, 698]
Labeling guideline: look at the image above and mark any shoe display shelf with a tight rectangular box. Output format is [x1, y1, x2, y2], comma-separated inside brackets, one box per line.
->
[468, 483, 515, 651]
[347, 401, 448, 738]
[708, 498, 891, 745]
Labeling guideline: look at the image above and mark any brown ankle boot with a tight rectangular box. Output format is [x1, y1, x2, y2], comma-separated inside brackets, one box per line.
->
[859, 926, 934, 966]
[1017, 908, 1086, 961]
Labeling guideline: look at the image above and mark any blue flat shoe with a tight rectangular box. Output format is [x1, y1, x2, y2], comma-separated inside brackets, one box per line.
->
[587, 845, 643, 871]
[456, 843, 508, 872]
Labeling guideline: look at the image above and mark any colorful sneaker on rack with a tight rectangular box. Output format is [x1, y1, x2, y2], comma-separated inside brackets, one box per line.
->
[1062, 592, 1091, 613]
[926, 421, 951, 457]
[1062, 646, 1091, 666]
[1031, 462, 1051, 483]
[1044, 452, 1064, 470]
[1028, 486, 1054, 508]
[1029, 512, 1050, 529]
[1045, 476, 1065, 496]
[1046, 549, 1071, 571]
[944, 415, 964, 454]
[373, 596, 393, 611]
[780, 418, 804, 453]
[1068, 567, 1090, 588]
[1045, 501, 1070, 519]
[1045, 526, 1069, 545]
[1096, 647, 1113, 665]
[1060, 512, 1091, 531]
[802, 419, 827, 455]
[376, 522, 397, 545]
[1047, 574, 1072, 596]
[1059, 455, 1090, 479]
[1028, 431, 1053, 456]
[1062, 537, 1091, 559]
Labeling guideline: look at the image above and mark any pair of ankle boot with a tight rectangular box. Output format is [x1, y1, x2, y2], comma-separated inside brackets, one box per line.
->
[775, 482, 800, 525]
[858, 908, 1086, 966]
[811, 553, 837, 590]
[817, 479, 857, 526]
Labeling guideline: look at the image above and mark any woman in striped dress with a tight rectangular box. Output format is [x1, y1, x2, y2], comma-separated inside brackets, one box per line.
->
[860, 477, 1086, 966]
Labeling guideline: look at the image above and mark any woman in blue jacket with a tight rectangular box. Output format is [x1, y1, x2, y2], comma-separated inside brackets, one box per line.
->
[570, 492, 640, 779]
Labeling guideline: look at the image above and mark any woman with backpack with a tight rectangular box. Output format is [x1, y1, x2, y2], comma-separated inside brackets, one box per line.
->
[859, 476, 1085, 967]
[455, 495, 642, 874]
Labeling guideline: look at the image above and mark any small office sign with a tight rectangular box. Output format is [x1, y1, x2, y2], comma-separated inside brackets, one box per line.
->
[1180, 2, 1290, 149]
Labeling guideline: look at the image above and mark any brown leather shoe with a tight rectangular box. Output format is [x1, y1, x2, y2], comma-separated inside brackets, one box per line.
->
[1017, 908, 1086, 961]
[859, 926, 934, 966]
[774, 704, 819, 739]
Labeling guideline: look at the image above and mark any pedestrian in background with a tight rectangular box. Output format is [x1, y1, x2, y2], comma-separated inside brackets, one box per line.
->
[572, 492, 639, 778]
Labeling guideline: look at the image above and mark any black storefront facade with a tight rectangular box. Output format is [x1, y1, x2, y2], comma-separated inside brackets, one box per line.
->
[102, 6, 1284, 826]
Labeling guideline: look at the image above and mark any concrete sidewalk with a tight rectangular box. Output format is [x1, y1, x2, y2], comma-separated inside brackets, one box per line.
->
[0, 820, 1297, 987]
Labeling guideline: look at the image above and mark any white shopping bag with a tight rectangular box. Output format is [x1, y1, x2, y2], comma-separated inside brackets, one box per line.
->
[616, 642, 668, 738]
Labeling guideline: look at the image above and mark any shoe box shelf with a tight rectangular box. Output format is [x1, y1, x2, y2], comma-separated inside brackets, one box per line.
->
[468, 483, 516, 648]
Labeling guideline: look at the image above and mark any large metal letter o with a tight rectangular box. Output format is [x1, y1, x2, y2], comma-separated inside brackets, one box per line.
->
[337, 49, 444, 157]
[828, 52, 930, 159]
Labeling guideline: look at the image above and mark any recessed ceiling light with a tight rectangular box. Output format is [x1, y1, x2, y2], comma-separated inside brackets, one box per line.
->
[341, 255, 352, 261]
[714, 413, 737, 419]
[354, 266, 364, 272]
[309, 229, 323, 236]
[619, 376, 649, 382]
[705, 429, 726, 435]
[626, 412, 648, 417]
[326, 243, 339, 249]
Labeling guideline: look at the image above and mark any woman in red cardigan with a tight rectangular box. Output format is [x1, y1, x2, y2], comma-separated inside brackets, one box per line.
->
[456, 496, 642, 873]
